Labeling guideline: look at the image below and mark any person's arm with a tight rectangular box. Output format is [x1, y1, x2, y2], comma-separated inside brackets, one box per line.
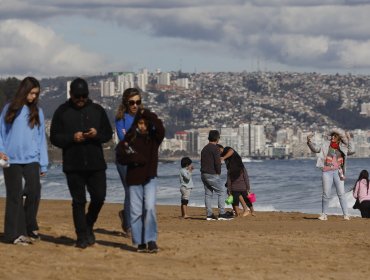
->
[50, 106, 75, 148]
[38, 108, 48, 174]
[213, 146, 222, 174]
[226, 174, 232, 193]
[221, 148, 234, 161]
[142, 109, 165, 144]
[180, 168, 191, 183]
[115, 119, 126, 141]
[353, 181, 360, 199]
[0, 104, 8, 159]
[345, 131, 355, 156]
[307, 133, 320, 153]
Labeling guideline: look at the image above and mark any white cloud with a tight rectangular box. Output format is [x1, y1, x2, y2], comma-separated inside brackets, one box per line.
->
[2, 1, 370, 74]
[0, 20, 107, 77]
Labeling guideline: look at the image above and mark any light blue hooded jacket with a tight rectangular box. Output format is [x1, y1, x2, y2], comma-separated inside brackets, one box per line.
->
[0, 104, 48, 173]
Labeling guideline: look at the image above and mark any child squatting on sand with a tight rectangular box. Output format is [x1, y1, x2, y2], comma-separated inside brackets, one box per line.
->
[179, 157, 194, 218]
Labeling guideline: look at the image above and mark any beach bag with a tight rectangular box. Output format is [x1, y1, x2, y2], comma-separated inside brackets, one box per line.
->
[247, 192, 256, 203]
[353, 199, 360, 209]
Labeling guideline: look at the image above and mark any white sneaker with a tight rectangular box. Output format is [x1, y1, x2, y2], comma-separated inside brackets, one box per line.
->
[318, 213, 327, 221]
[13, 235, 32, 245]
[343, 215, 350, 220]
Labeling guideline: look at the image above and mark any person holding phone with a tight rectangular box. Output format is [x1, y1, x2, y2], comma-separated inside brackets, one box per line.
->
[50, 78, 113, 249]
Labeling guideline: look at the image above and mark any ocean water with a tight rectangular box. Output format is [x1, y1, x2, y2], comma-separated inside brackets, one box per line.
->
[1, 158, 369, 216]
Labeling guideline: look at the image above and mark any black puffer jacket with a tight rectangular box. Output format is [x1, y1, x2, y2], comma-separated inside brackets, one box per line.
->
[50, 99, 113, 172]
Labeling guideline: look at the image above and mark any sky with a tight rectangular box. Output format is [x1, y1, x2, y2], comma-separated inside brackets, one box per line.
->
[1, 0, 370, 77]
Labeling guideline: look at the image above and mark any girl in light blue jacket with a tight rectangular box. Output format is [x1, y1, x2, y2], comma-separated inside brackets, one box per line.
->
[0, 77, 48, 245]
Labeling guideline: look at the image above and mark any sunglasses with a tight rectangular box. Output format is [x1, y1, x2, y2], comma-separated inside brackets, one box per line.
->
[128, 100, 142, 106]
[73, 94, 88, 99]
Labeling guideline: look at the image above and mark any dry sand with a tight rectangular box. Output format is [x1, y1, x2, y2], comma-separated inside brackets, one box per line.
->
[0, 198, 369, 280]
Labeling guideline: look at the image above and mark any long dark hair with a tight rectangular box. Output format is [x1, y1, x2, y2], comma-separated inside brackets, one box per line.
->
[5, 77, 40, 128]
[354, 170, 369, 195]
[115, 88, 142, 120]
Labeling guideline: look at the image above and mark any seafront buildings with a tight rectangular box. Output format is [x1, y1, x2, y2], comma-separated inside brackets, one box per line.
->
[43, 69, 370, 159]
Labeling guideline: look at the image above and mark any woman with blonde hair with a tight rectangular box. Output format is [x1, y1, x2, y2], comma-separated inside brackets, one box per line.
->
[115, 88, 143, 236]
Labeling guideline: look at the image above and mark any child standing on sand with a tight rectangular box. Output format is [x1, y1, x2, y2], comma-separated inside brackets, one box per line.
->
[179, 157, 194, 218]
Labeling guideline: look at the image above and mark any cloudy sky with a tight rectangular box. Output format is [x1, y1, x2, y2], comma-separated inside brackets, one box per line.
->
[1, 0, 370, 77]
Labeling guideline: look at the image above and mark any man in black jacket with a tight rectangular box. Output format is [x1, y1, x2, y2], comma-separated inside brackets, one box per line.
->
[50, 78, 113, 249]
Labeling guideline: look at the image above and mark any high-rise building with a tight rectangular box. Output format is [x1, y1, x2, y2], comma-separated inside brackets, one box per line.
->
[176, 78, 189, 89]
[100, 80, 115, 97]
[220, 127, 238, 149]
[117, 73, 134, 94]
[360, 102, 370, 117]
[238, 123, 266, 156]
[137, 73, 146, 92]
[157, 72, 171, 86]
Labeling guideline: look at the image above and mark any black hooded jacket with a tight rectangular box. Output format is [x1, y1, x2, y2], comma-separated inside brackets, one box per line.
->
[50, 99, 113, 172]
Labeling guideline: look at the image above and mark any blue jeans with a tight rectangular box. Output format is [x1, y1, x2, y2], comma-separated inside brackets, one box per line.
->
[201, 173, 226, 216]
[116, 163, 130, 231]
[322, 170, 348, 216]
[129, 178, 158, 245]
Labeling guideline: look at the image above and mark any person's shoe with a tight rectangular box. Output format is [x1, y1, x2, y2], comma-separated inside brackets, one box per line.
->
[137, 244, 147, 253]
[318, 213, 328, 221]
[122, 228, 132, 238]
[148, 241, 159, 253]
[206, 214, 218, 221]
[28, 230, 40, 241]
[118, 210, 125, 232]
[86, 227, 96, 245]
[75, 238, 88, 249]
[218, 212, 234, 220]
[343, 215, 350, 220]
[13, 235, 32, 246]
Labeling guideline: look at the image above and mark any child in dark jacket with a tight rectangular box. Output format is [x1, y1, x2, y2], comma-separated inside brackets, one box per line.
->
[116, 109, 165, 253]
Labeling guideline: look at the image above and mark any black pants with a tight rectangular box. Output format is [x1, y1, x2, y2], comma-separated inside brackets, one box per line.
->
[231, 191, 252, 208]
[65, 170, 107, 239]
[3, 163, 41, 242]
[360, 200, 370, 218]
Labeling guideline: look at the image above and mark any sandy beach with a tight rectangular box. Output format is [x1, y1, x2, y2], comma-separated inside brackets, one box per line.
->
[0, 198, 369, 280]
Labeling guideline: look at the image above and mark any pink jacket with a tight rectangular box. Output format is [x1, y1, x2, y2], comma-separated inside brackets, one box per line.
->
[353, 179, 370, 203]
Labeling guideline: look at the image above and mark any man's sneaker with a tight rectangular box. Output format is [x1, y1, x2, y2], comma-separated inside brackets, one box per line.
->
[137, 244, 147, 253]
[28, 231, 40, 241]
[218, 212, 234, 220]
[343, 215, 350, 221]
[75, 238, 88, 249]
[206, 214, 218, 221]
[13, 235, 32, 246]
[148, 241, 159, 253]
[318, 213, 328, 221]
[86, 227, 96, 246]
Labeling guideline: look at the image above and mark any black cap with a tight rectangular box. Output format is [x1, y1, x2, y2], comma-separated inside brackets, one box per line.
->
[70, 78, 89, 97]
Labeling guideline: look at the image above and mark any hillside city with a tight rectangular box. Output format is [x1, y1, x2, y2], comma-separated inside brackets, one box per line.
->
[32, 70, 370, 160]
